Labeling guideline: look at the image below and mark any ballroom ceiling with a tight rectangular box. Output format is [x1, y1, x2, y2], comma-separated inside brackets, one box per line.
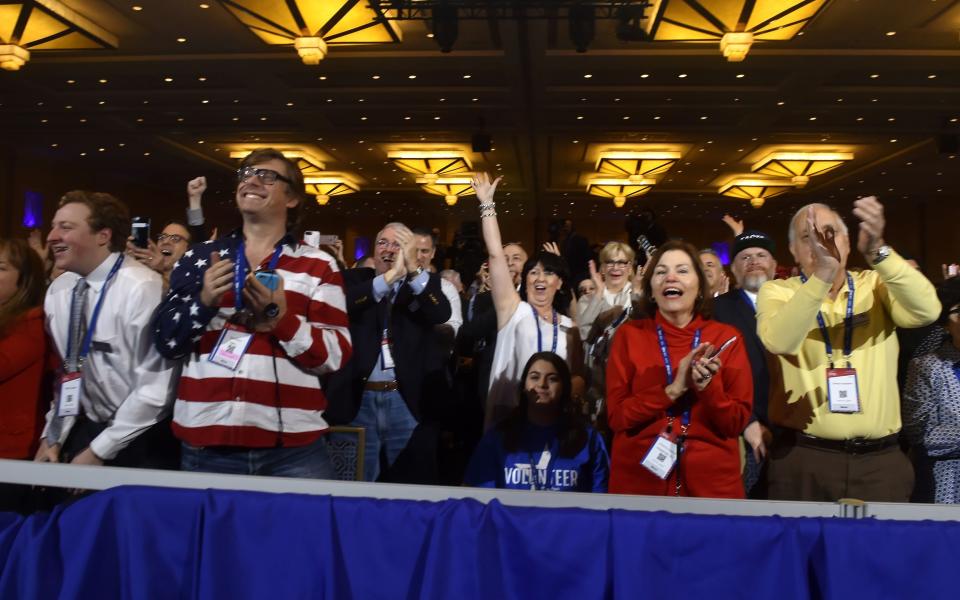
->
[3, 0, 960, 230]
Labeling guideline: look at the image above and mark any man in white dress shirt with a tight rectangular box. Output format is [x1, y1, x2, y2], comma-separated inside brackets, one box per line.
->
[34, 191, 178, 467]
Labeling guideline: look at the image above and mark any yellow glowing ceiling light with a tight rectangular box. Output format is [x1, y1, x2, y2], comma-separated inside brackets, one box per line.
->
[586, 178, 657, 208]
[644, 0, 831, 62]
[417, 176, 475, 206]
[751, 151, 854, 187]
[0, 0, 118, 71]
[595, 151, 683, 181]
[389, 150, 472, 183]
[304, 174, 359, 206]
[229, 149, 326, 177]
[218, 0, 401, 65]
[718, 178, 794, 208]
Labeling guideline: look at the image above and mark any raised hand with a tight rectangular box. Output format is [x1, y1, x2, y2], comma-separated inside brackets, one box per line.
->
[187, 176, 207, 200]
[471, 172, 502, 205]
[588, 259, 605, 292]
[27, 229, 48, 261]
[806, 205, 841, 284]
[200, 252, 234, 307]
[126, 238, 164, 273]
[722, 214, 744, 237]
[542, 241, 561, 257]
[852, 195, 886, 260]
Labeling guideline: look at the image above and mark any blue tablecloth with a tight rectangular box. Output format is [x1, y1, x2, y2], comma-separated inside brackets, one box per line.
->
[0, 486, 956, 599]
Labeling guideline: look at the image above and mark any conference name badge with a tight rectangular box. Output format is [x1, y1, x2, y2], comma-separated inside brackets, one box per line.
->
[641, 434, 678, 480]
[826, 367, 861, 413]
[380, 328, 396, 370]
[208, 325, 254, 371]
[58, 372, 82, 417]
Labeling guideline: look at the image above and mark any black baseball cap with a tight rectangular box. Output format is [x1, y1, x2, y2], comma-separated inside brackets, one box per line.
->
[731, 230, 775, 259]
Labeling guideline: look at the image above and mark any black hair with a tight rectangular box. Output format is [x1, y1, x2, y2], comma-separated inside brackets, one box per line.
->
[519, 251, 572, 317]
[936, 277, 960, 325]
[500, 351, 587, 457]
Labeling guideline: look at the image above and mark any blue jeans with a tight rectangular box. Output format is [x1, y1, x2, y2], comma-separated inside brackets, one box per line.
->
[339, 389, 418, 482]
[180, 435, 334, 478]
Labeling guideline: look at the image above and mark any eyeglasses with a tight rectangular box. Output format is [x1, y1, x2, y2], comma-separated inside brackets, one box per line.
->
[157, 233, 187, 244]
[376, 238, 401, 251]
[237, 166, 293, 186]
[604, 260, 631, 268]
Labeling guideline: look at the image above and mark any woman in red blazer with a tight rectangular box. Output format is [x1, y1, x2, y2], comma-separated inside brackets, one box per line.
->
[606, 240, 753, 498]
[0, 238, 48, 459]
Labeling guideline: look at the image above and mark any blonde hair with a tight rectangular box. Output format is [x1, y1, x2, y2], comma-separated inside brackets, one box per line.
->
[598, 241, 636, 266]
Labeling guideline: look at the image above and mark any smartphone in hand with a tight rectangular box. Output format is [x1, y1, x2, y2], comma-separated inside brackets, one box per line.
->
[707, 336, 737, 360]
[132, 217, 151, 248]
[254, 270, 281, 291]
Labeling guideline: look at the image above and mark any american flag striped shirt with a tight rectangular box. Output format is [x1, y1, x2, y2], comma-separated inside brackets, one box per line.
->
[153, 232, 351, 448]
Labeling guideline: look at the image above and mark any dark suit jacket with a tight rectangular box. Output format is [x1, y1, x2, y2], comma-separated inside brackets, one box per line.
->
[713, 289, 769, 425]
[324, 268, 452, 425]
[456, 291, 497, 400]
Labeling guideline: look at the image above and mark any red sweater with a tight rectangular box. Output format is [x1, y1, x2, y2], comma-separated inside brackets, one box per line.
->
[0, 307, 48, 459]
[606, 312, 753, 498]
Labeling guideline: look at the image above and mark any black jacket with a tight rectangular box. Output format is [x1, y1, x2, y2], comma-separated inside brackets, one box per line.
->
[713, 289, 768, 425]
[324, 268, 452, 425]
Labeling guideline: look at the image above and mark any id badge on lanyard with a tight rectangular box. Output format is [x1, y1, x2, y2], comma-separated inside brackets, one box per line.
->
[208, 323, 254, 370]
[58, 373, 82, 417]
[805, 272, 861, 413]
[380, 328, 396, 369]
[641, 430, 678, 480]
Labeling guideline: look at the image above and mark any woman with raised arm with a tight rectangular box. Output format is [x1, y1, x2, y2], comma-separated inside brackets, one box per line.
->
[606, 239, 753, 498]
[472, 173, 584, 429]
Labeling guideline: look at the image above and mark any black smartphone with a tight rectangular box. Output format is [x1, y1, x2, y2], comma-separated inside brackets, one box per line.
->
[131, 217, 151, 248]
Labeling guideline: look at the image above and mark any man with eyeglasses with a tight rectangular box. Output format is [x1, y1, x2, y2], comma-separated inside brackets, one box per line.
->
[713, 230, 778, 496]
[154, 148, 351, 478]
[325, 222, 451, 484]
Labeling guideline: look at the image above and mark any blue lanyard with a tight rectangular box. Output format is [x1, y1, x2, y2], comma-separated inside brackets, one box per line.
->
[800, 272, 855, 367]
[65, 254, 124, 367]
[234, 241, 284, 310]
[656, 325, 701, 427]
[531, 304, 558, 353]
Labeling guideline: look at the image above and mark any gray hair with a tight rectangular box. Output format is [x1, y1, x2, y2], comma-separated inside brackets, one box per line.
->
[377, 221, 411, 240]
[699, 248, 720, 259]
[787, 203, 848, 246]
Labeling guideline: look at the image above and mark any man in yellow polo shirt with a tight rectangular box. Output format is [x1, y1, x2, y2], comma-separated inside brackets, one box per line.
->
[757, 196, 940, 502]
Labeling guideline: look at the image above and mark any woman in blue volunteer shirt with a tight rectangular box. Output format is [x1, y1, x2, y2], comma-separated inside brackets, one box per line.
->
[464, 351, 609, 492]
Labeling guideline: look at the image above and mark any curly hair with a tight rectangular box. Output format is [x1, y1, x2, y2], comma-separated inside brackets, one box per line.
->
[58, 190, 130, 253]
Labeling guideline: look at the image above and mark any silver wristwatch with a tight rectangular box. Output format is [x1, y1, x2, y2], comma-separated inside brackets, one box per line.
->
[871, 245, 891, 265]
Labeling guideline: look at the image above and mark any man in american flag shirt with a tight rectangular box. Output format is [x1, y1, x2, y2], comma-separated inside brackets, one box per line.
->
[154, 148, 351, 477]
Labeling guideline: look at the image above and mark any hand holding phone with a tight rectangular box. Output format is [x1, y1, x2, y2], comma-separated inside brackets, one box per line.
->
[254, 270, 281, 291]
[707, 336, 737, 360]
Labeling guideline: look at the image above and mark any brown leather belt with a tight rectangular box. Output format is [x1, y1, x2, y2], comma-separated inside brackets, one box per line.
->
[364, 380, 399, 392]
[789, 431, 900, 455]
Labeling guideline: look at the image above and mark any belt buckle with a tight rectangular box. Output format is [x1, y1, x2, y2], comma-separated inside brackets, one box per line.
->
[844, 437, 871, 454]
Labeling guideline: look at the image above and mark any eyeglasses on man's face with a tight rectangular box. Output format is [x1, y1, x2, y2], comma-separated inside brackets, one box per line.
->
[376, 238, 401, 251]
[237, 166, 293, 186]
[157, 233, 187, 244]
[604, 259, 631, 268]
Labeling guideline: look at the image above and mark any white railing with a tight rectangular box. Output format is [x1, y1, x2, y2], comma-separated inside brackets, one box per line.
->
[0, 459, 951, 521]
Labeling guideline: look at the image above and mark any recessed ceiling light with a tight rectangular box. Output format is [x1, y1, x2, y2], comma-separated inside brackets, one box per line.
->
[614, 98, 621, 102]
[951, 118, 959, 123]
[404, 116, 411, 120]
[286, 101, 294, 106]
[640, 73, 649, 78]
[372, 74, 380, 79]
[678, 73, 687, 78]
[408, 74, 417, 79]
[572, 140, 579, 144]
[426, 33, 434, 38]
[700, 115, 708, 120]
[870, 74, 879, 79]
[622, 116, 630, 120]
[928, 74, 937, 79]
[98, 147, 105, 152]
[871, 98, 879, 102]
[98, 100, 105, 105]
[164, 77, 173, 82]
[51, 143, 58, 148]
[736, 73, 745, 78]
[576, 115, 584, 120]
[433, 116, 440, 120]
[653, 115, 661, 120]
[132, 5, 143, 11]
[583, 73, 592, 79]
[260, 116, 267, 121]
[80, 152, 87, 156]
[199, 3, 210, 8]
[66, 79, 75, 84]
[144, 152, 151, 156]
[201, 99, 209, 104]
[232, 117, 239, 121]
[886, 31, 896, 36]
[318, 76, 327, 80]
[439, 98, 446, 102]
[777, 101, 785, 106]
[177, 37, 187, 43]
[462, 74, 471, 79]
[856, 116, 864, 121]
[198, 140, 205, 144]
[809, 116, 817, 121]
[471, 97, 479, 102]
[177, 117, 184, 122]
[887, 117, 895, 122]
[360, 116, 367, 120]
[198, 76, 207, 81]
[98, 79, 107, 84]
[890, 138, 898, 142]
